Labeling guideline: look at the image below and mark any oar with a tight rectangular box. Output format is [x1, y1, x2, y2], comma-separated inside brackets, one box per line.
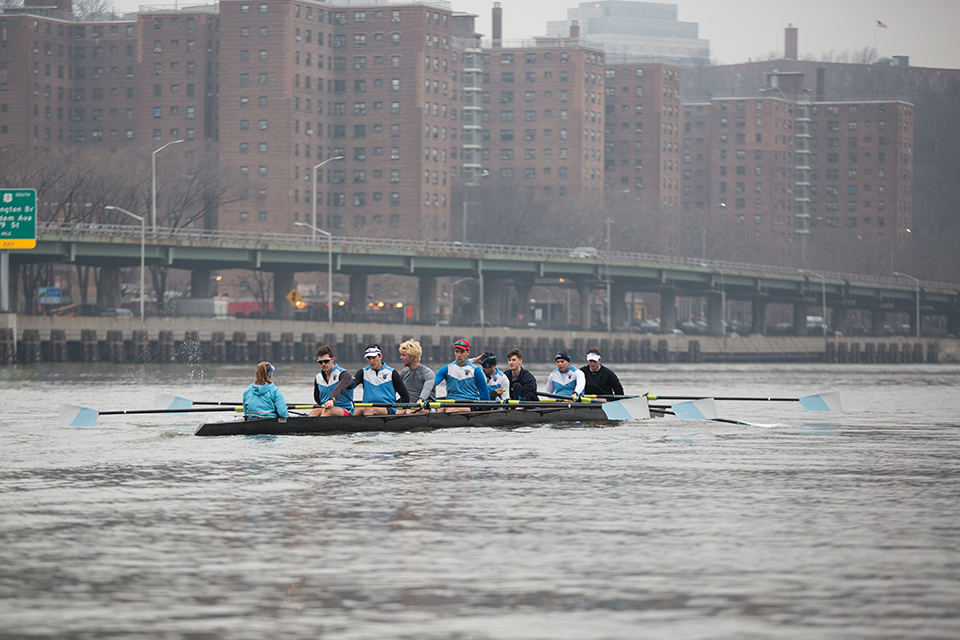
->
[155, 394, 243, 410]
[649, 407, 779, 429]
[60, 403, 321, 428]
[538, 391, 640, 401]
[645, 391, 841, 412]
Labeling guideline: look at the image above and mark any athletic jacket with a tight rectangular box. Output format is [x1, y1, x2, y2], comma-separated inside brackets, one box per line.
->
[435, 360, 487, 401]
[579, 364, 624, 396]
[483, 368, 510, 402]
[545, 367, 586, 397]
[506, 367, 539, 402]
[353, 364, 410, 405]
[314, 364, 355, 413]
[243, 382, 289, 419]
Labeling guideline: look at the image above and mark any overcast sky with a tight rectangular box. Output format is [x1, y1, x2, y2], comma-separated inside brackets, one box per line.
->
[109, 0, 960, 70]
[453, 0, 960, 69]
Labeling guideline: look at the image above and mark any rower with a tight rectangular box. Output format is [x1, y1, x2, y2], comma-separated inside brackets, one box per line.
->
[434, 339, 487, 412]
[545, 349, 585, 400]
[310, 345, 354, 417]
[397, 339, 436, 414]
[474, 352, 509, 402]
[579, 348, 624, 400]
[242, 361, 290, 420]
[504, 348, 538, 401]
[352, 343, 410, 416]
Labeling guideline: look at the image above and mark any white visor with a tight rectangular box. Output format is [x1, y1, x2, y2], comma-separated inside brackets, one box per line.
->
[364, 347, 382, 358]
[586, 353, 601, 361]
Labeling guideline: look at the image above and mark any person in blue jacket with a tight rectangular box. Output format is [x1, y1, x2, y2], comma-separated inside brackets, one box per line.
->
[309, 345, 354, 417]
[352, 343, 410, 416]
[243, 361, 290, 420]
[434, 339, 487, 413]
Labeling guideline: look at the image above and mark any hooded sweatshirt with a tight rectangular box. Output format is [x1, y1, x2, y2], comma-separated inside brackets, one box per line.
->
[243, 382, 289, 419]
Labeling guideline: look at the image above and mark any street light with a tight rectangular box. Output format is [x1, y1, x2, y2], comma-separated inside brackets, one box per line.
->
[294, 221, 334, 328]
[105, 205, 145, 322]
[152, 139, 184, 236]
[311, 155, 345, 241]
[893, 271, 921, 338]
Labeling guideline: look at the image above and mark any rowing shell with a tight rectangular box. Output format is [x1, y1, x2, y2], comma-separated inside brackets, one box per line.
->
[195, 404, 627, 437]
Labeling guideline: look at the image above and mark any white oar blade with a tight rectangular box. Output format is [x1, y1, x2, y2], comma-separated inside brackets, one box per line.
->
[799, 391, 841, 412]
[736, 420, 780, 428]
[60, 404, 100, 427]
[671, 398, 718, 420]
[601, 397, 649, 421]
[154, 394, 194, 410]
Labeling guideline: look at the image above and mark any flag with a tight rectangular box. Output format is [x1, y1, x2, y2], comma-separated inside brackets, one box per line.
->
[877, 19, 887, 28]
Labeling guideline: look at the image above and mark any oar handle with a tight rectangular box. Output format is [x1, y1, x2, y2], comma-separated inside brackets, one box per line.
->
[537, 391, 596, 402]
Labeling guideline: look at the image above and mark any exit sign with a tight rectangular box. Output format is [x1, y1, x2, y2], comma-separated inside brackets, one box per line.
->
[0, 189, 37, 250]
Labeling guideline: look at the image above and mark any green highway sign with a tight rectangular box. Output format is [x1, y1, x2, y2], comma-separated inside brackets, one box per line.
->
[0, 188, 37, 250]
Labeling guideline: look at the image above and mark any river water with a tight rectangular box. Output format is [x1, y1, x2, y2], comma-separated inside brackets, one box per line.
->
[2, 362, 959, 639]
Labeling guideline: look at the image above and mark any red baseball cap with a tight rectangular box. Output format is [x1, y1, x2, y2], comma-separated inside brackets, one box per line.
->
[453, 339, 470, 351]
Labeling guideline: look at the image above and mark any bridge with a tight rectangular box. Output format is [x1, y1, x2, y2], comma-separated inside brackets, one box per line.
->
[10, 221, 960, 337]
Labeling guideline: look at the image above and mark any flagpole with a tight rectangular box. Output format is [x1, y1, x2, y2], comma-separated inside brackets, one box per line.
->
[874, 12, 877, 53]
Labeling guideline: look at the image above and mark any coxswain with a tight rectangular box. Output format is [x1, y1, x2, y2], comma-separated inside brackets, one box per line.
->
[352, 343, 410, 416]
[504, 348, 538, 401]
[434, 339, 487, 412]
[242, 361, 290, 420]
[474, 352, 509, 402]
[309, 345, 355, 417]
[397, 339, 436, 414]
[545, 349, 585, 399]
[579, 348, 624, 400]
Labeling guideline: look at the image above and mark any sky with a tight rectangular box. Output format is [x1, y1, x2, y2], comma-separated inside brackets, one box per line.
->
[106, 0, 960, 70]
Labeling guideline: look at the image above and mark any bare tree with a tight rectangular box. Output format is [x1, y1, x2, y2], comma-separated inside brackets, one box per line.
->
[72, 0, 117, 21]
[235, 270, 273, 317]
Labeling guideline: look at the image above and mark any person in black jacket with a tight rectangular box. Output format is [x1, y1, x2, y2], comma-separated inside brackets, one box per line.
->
[580, 348, 624, 398]
[504, 348, 539, 401]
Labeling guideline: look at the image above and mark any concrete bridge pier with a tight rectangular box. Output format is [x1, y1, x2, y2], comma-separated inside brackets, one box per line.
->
[483, 278, 504, 326]
[98, 268, 122, 309]
[832, 306, 850, 335]
[611, 283, 629, 332]
[273, 271, 294, 319]
[418, 276, 437, 325]
[870, 308, 886, 336]
[349, 274, 368, 319]
[579, 283, 593, 330]
[793, 301, 808, 336]
[706, 291, 723, 336]
[751, 298, 768, 335]
[513, 279, 533, 326]
[948, 311, 960, 337]
[660, 288, 677, 333]
[191, 270, 211, 298]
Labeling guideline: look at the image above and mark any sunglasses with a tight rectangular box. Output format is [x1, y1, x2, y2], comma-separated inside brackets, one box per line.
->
[317, 358, 332, 364]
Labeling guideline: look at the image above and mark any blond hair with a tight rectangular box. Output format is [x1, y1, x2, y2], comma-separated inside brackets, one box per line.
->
[399, 339, 422, 360]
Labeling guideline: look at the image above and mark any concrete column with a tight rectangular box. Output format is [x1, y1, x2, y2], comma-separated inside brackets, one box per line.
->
[793, 301, 808, 336]
[418, 275, 438, 325]
[908, 307, 918, 337]
[513, 279, 533, 326]
[870, 308, 886, 336]
[751, 298, 768, 335]
[98, 268, 122, 309]
[579, 283, 593, 330]
[483, 279, 503, 326]
[706, 291, 723, 336]
[947, 311, 960, 338]
[660, 289, 676, 333]
[832, 306, 850, 334]
[273, 271, 295, 319]
[611, 283, 629, 332]
[191, 269, 211, 298]
[349, 274, 368, 318]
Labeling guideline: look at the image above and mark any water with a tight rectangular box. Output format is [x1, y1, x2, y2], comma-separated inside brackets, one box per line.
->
[2, 362, 959, 639]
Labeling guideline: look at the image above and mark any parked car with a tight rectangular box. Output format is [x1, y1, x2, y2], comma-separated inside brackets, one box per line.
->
[100, 308, 135, 317]
[569, 246, 599, 259]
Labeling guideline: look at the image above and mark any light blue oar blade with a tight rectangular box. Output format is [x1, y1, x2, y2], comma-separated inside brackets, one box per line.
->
[60, 404, 100, 427]
[671, 398, 718, 420]
[601, 396, 649, 421]
[154, 394, 194, 411]
[799, 391, 841, 412]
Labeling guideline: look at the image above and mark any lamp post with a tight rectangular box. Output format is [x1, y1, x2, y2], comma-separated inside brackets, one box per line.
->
[105, 205, 145, 322]
[294, 221, 334, 328]
[893, 271, 921, 338]
[152, 139, 184, 236]
[311, 155, 345, 241]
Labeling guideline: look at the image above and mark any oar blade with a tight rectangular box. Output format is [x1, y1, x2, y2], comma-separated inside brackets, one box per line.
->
[601, 397, 649, 421]
[799, 391, 841, 412]
[60, 404, 100, 427]
[671, 398, 718, 420]
[154, 394, 194, 410]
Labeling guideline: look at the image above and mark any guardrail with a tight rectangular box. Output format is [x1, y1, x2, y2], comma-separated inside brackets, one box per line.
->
[37, 221, 959, 292]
